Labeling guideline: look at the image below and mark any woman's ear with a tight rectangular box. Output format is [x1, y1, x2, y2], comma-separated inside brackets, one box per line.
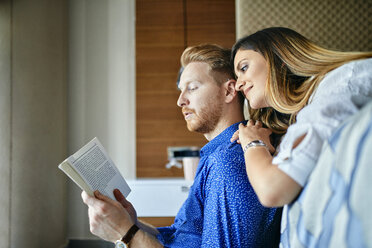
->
[223, 79, 237, 103]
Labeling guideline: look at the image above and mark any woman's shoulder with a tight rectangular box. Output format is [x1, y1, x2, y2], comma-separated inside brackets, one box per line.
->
[314, 58, 372, 98]
[327, 57, 372, 78]
[347, 57, 372, 77]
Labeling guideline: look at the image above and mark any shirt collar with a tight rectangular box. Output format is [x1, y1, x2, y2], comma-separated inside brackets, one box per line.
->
[200, 122, 243, 157]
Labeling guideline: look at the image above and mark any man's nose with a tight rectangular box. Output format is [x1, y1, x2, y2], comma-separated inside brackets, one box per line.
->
[235, 78, 245, 91]
[177, 92, 189, 107]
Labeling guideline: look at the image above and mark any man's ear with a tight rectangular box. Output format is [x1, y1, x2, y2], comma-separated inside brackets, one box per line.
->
[223, 79, 237, 103]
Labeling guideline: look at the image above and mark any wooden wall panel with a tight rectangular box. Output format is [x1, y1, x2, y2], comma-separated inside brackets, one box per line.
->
[136, 0, 235, 178]
[136, 0, 206, 178]
[139, 217, 175, 227]
[186, 0, 236, 47]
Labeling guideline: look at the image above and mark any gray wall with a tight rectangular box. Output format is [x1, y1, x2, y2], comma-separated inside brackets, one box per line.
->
[67, 0, 136, 238]
[0, 0, 68, 247]
[0, 0, 136, 245]
[0, 1, 12, 247]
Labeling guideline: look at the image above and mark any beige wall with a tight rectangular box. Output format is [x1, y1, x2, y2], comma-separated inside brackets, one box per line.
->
[236, 0, 372, 51]
[0, 0, 68, 247]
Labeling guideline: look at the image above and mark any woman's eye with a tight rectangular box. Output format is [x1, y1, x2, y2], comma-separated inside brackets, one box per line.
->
[241, 65, 248, 72]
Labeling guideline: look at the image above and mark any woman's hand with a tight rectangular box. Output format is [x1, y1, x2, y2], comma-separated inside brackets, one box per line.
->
[232, 120, 275, 154]
[230, 129, 241, 144]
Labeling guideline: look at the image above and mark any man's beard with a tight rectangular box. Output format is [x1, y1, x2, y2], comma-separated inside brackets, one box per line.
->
[185, 101, 223, 134]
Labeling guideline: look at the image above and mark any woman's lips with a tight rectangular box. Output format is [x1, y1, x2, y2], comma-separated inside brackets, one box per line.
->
[244, 86, 253, 97]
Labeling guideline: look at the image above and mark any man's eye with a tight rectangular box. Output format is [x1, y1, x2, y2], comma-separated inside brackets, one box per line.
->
[189, 86, 198, 91]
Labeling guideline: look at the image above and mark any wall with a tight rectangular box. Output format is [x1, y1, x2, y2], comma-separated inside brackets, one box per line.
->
[0, 0, 68, 247]
[67, 0, 136, 238]
[135, 0, 235, 227]
[0, 1, 12, 247]
[0, 0, 234, 243]
[236, 0, 372, 51]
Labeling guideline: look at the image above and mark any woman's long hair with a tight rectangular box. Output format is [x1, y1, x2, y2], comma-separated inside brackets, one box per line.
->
[232, 27, 372, 134]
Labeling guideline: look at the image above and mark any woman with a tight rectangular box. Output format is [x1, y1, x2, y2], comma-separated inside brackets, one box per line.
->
[230, 27, 372, 207]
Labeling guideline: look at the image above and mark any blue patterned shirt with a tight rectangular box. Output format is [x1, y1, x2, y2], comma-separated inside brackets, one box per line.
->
[157, 122, 281, 247]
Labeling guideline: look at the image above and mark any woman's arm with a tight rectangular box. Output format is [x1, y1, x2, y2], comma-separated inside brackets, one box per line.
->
[243, 146, 302, 207]
[233, 120, 303, 207]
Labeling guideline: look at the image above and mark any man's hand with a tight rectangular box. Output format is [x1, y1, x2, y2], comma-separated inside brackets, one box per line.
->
[113, 189, 138, 224]
[81, 190, 135, 242]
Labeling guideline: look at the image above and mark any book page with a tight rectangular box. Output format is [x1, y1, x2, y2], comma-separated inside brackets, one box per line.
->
[59, 160, 94, 196]
[66, 137, 131, 200]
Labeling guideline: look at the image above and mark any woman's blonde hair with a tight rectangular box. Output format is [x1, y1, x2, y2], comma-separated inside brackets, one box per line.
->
[231, 27, 372, 134]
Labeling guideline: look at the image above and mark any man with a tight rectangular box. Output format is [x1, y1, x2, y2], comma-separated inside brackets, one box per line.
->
[82, 44, 281, 247]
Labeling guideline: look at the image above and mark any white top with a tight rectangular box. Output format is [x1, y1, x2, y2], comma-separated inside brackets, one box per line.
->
[273, 58, 372, 186]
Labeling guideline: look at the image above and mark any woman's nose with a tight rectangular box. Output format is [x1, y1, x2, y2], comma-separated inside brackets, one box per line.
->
[235, 78, 245, 91]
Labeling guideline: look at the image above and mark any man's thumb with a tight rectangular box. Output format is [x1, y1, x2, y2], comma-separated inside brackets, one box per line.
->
[113, 189, 130, 207]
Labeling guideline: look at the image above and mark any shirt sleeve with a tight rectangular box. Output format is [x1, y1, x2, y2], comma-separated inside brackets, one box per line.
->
[156, 226, 175, 246]
[273, 58, 372, 186]
[156, 201, 195, 247]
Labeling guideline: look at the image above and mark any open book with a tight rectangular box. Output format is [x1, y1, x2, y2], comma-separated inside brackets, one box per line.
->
[58, 137, 131, 200]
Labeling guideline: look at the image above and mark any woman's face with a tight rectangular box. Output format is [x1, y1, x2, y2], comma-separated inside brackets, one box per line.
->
[234, 49, 270, 109]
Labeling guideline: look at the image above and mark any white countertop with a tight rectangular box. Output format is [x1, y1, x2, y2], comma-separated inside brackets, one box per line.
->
[126, 178, 193, 217]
